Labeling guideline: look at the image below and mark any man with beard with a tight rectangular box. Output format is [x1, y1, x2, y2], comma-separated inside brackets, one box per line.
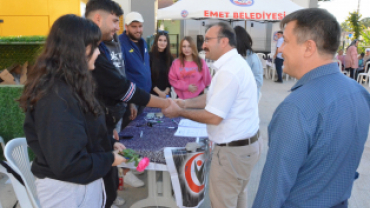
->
[119, 11, 151, 106]
[85, 1, 170, 207]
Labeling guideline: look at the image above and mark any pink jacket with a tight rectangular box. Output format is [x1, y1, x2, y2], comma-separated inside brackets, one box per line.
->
[168, 59, 211, 99]
[344, 46, 358, 69]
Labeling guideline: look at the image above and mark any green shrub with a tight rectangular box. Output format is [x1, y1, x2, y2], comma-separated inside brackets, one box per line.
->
[0, 36, 45, 71]
[0, 85, 25, 160]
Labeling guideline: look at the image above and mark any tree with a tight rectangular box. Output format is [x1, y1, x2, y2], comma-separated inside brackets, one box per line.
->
[361, 17, 370, 28]
[345, 11, 363, 39]
[341, 22, 351, 32]
[361, 29, 370, 46]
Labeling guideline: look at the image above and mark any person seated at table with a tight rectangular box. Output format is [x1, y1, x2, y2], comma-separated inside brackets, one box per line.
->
[336, 49, 345, 70]
[355, 52, 365, 80]
[234, 26, 263, 100]
[18, 14, 127, 208]
[168, 36, 211, 99]
[150, 31, 173, 98]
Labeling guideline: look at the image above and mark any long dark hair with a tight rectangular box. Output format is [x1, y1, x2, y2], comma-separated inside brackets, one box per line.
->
[150, 32, 172, 79]
[234, 26, 253, 56]
[18, 14, 102, 116]
[179, 36, 203, 72]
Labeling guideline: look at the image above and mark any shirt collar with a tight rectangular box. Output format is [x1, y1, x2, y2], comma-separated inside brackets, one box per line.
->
[291, 63, 340, 91]
[212, 49, 238, 72]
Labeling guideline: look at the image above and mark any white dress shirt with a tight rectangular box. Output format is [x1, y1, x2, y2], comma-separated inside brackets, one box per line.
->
[205, 49, 259, 144]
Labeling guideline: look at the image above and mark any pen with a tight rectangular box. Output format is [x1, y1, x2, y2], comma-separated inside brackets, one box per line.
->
[172, 119, 179, 125]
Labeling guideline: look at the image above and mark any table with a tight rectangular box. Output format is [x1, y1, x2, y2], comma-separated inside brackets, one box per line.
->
[118, 108, 210, 208]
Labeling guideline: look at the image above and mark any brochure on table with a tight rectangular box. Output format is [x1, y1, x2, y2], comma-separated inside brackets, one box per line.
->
[174, 119, 208, 138]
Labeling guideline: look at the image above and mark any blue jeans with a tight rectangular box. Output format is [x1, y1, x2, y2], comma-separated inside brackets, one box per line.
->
[274, 58, 284, 81]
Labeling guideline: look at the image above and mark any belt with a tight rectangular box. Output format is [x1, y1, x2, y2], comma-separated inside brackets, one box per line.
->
[217, 131, 259, 147]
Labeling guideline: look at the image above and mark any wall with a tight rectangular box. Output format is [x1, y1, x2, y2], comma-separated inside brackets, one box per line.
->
[0, 0, 80, 36]
[131, 0, 156, 39]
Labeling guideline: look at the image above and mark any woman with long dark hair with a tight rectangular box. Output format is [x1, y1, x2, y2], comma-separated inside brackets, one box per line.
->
[150, 32, 173, 98]
[168, 36, 211, 99]
[345, 39, 359, 79]
[234, 26, 263, 99]
[18, 14, 126, 208]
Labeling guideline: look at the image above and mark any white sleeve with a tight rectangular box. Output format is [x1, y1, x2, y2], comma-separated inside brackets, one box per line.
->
[205, 71, 238, 119]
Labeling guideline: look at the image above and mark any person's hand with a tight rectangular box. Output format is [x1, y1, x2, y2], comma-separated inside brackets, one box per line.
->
[164, 87, 171, 95]
[174, 99, 185, 108]
[113, 142, 126, 152]
[112, 151, 127, 166]
[113, 129, 119, 141]
[129, 103, 137, 120]
[162, 99, 181, 118]
[188, 84, 198, 93]
[158, 91, 167, 99]
[273, 54, 277, 59]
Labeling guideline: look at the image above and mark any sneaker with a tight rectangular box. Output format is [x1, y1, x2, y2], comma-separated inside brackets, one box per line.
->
[124, 171, 144, 187]
[274, 80, 283, 83]
[113, 196, 125, 206]
[132, 169, 145, 175]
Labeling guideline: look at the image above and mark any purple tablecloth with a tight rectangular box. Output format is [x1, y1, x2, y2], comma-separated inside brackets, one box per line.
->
[118, 107, 196, 164]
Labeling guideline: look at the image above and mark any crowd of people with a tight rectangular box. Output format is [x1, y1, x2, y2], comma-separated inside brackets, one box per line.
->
[336, 40, 370, 80]
[11, 0, 370, 207]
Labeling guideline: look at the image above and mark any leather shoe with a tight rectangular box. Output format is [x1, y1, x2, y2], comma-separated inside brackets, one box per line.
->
[274, 80, 283, 83]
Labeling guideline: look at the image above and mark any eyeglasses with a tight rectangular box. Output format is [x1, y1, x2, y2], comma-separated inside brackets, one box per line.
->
[204, 36, 224, 43]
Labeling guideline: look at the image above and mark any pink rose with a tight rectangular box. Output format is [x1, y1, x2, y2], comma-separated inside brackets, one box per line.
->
[136, 157, 150, 172]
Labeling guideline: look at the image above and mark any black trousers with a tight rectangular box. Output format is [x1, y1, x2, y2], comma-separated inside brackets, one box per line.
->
[274, 57, 284, 81]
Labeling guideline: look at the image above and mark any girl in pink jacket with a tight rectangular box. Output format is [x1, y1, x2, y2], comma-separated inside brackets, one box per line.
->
[169, 36, 211, 99]
[344, 39, 359, 79]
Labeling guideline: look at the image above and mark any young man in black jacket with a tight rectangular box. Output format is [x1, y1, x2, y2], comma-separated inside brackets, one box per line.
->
[85, 1, 170, 207]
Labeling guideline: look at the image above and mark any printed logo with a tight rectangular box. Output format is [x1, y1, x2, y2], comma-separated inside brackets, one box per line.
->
[273, 31, 279, 42]
[184, 153, 205, 193]
[230, 0, 254, 7]
[129, 48, 134, 53]
[181, 10, 189, 18]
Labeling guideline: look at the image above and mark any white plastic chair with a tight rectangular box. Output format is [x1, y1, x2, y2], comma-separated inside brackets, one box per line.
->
[267, 53, 276, 80]
[357, 62, 370, 87]
[256, 53, 267, 78]
[4, 138, 40, 208]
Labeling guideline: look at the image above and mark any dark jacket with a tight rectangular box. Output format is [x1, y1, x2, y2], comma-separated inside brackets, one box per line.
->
[24, 79, 114, 184]
[118, 32, 152, 93]
[92, 45, 151, 147]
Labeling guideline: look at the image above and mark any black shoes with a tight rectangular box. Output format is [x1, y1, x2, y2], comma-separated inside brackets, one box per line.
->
[274, 80, 283, 83]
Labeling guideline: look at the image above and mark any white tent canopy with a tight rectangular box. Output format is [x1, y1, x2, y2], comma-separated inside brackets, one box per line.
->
[158, 0, 303, 21]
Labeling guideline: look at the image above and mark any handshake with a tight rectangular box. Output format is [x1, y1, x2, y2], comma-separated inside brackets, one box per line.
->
[160, 98, 185, 118]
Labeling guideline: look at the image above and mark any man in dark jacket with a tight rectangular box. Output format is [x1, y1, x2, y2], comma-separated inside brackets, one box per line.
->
[85, 1, 170, 207]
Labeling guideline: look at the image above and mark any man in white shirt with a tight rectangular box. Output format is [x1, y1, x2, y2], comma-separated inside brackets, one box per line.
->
[274, 31, 284, 83]
[162, 22, 262, 208]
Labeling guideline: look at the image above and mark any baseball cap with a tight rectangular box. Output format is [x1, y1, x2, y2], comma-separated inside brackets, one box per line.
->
[125, 12, 144, 25]
[366, 48, 370, 52]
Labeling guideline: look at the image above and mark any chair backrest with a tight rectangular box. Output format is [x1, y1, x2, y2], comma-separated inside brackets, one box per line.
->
[4, 138, 39, 208]
[364, 61, 370, 74]
[256, 53, 266, 68]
